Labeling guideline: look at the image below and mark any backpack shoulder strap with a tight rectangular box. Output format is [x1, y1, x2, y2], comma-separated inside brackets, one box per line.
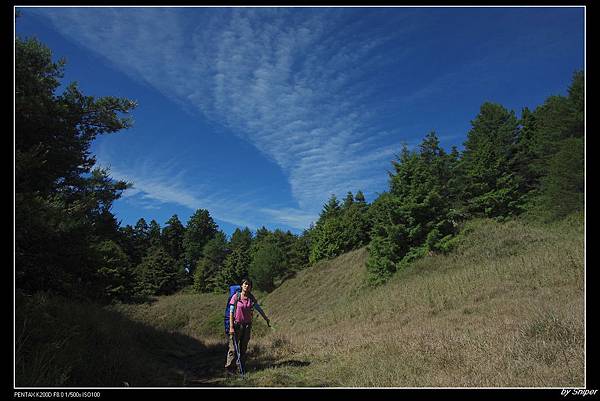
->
[248, 292, 257, 312]
[231, 290, 238, 314]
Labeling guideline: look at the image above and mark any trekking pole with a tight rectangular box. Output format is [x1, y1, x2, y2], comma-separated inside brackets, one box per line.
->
[232, 331, 245, 376]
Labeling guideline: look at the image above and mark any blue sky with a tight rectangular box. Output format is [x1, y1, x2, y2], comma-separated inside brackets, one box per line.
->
[15, 6, 584, 237]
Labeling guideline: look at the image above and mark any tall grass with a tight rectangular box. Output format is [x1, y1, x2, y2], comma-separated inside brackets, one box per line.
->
[14, 291, 226, 387]
[109, 291, 226, 340]
[247, 214, 584, 387]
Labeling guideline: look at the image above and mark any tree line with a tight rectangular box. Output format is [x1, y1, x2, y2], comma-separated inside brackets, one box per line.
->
[15, 31, 584, 304]
[310, 71, 584, 285]
[115, 212, 310, 300]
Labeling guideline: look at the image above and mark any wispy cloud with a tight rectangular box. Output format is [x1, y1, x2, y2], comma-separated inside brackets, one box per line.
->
[33, 7, 420, 228]
[98, 153, 274, 229]
[95, 150, 204, 209]
[96, 139, 318, 230]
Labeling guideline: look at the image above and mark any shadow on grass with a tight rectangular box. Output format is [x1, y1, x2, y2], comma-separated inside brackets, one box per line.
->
[243, 345, 312, 374]
[249, 358, 311, 371]
[16, 292, 321, 387]
[15, 292, 235, 387]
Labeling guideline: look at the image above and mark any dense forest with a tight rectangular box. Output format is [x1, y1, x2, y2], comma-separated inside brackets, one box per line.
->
[15, 31, 584, 305]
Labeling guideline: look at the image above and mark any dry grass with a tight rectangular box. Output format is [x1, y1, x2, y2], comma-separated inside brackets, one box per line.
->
[110, 291, 226, 341]
[248, 214, 585, 387]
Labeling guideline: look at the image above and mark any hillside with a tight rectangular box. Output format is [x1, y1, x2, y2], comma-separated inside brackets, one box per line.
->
[15, 214, 584, 387]
[248, 214, 585, 387]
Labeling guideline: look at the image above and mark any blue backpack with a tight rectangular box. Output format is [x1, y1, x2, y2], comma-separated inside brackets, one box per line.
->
[223, 284, 256, 335]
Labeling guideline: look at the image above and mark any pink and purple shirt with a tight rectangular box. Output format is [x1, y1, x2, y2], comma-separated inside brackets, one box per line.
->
[229, 293, 255, 325]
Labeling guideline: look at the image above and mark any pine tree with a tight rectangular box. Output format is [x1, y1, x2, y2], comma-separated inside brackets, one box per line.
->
[341, 199, 371, 250]
[15, 33, 136, 300]
[215, 227, 253, 289]
[366, 193, 408, 285]
[354, 190, 367, 203]
[131, 218, 151, 265]
[320, 194, 341, 221]
[249, 242, 285, 292]
[528, 71, 584, 219]
[134, 246, 178, 297]
[287, 231, 311, 274]
[461, 103, 522, 218]
[161, 214, 186, 264]
[134, 218, 150, 244]
[148, 220, 162, 248]
[367, 132, 459, 285]
[92, 240, 133, 303]
[309, 187, 372, 266]
[193, 231, 228, 292]
[309, 216, 346, 264]
[342, 191, 354, 210]
[538, 137, 584, 219]
[512, 107, 541, 196]
[183, 209, 218, 273]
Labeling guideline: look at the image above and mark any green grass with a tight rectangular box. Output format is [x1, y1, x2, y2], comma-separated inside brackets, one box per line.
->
[109, 291, 226, 340]
[15, 213, 584, 387]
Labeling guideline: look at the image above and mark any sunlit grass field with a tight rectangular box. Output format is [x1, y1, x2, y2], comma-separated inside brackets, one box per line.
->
[247, 214, 585, 387]
[15, 214, 584, 387]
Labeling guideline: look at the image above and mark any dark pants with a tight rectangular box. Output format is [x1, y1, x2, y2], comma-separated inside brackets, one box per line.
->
[225, 323, 252, 371]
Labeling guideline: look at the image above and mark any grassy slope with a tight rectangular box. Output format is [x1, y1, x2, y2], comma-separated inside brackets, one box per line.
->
[247, 214, 584, 387]
[15, 214, 584, 387]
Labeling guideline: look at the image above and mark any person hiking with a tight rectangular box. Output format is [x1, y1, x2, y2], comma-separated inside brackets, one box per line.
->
[225, 278, 270, 375]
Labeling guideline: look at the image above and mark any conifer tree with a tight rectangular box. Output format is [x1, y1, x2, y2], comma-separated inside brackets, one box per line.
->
[527, 71, 584, 219]
[342, 191, 354, 210]
[249, 242, 285, 292]
[367, 132, 459, 284]
[215, 227, 253, 289]
[193, 231, 228, 292]
[161, 214, 186, 264]
[134, 246, 178, 297]
[161, 214, 188, 288]
[183, 209, 218, 273]
[341, 197, 371, 250]
[130, 218, 151, 265]
[254, 226, 271, 244]
[320, 194, 341, 221]
[309, 187, 372, 266]
[511, 107, 541, 200]
[134, 218, 150, 244]
[287, 231, 311, 274]
[461, 103, 522, 218]
[148, 220, 162, 248]
[309, 216, 347, 264]
[354, 190, 366, 203]
[15, 32, 136, 300]
[93, 240, 134, 303]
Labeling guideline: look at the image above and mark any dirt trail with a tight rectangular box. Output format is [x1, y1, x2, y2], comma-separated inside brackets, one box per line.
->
[152, 330, 311, 387]
[159, 339, 232, 386]
[159, 337, 301, 386]
[178, 348, 231, 386]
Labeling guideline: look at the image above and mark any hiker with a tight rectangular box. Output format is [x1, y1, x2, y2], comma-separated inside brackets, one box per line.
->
[225, 278, 270, 374]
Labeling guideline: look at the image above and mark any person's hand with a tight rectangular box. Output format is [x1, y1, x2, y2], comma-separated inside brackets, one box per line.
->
[229, 326, 235, 335]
